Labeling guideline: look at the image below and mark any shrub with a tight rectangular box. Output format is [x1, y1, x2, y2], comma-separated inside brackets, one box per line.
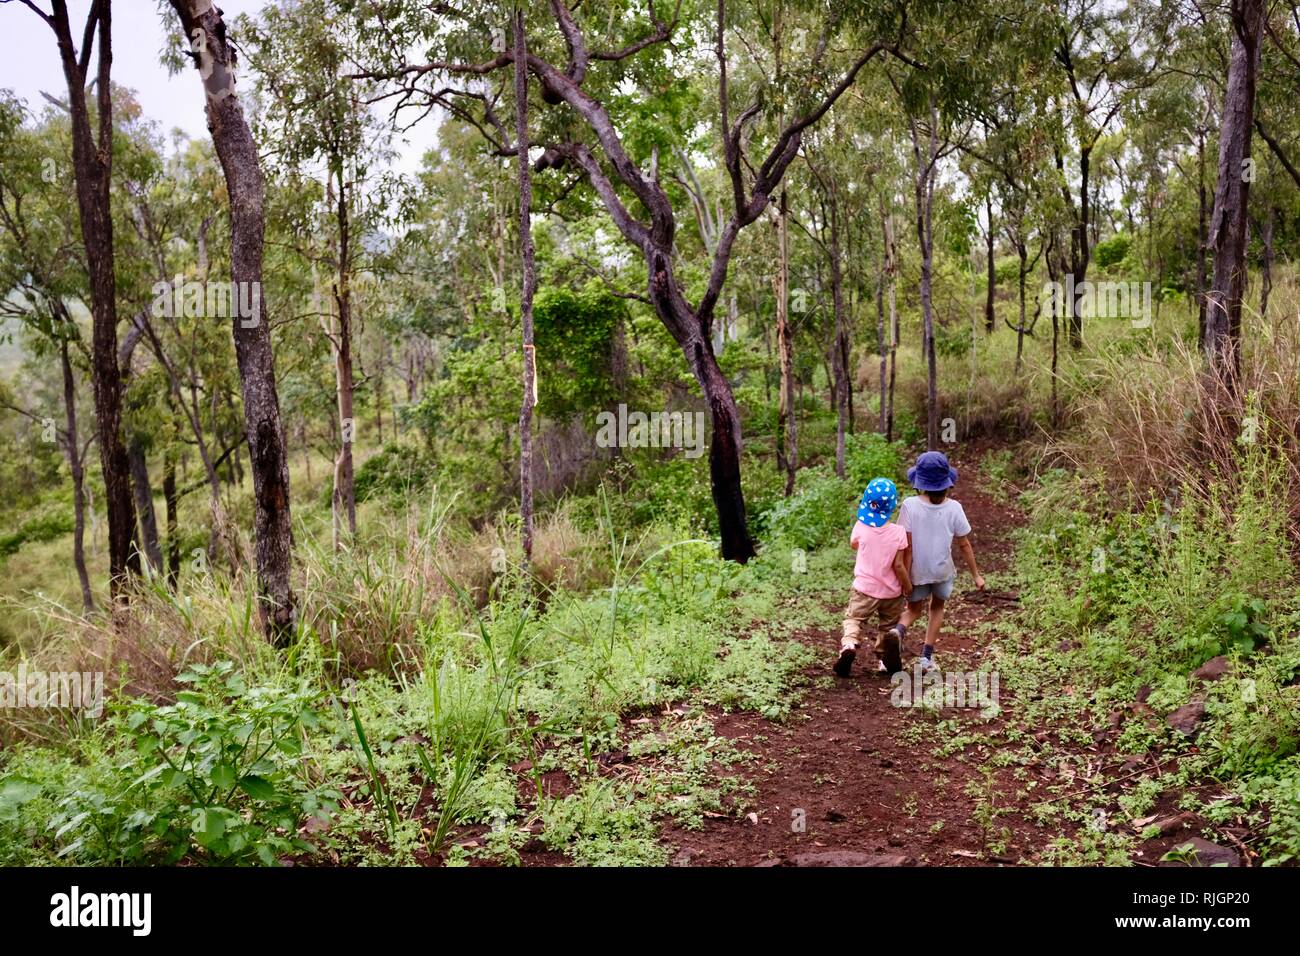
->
[759, 468, 852, 550]
[355, 442, 431, 502]
[21, 662, 339, 865]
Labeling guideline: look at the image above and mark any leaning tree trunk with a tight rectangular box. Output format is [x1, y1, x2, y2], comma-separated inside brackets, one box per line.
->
[515, 9, 538, 567]
[60, 338, 94, 613]
[168, 0, 297, 641]
[51, 0, 139, 592]
[1206, 0, 1266, 384]
[644, 245, 756, 561]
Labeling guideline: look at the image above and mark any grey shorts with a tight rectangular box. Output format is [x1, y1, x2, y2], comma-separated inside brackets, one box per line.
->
[909, 577, 955, 602]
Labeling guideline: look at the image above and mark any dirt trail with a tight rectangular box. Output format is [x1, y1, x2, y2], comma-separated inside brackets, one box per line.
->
[662, 447, 1057, 867]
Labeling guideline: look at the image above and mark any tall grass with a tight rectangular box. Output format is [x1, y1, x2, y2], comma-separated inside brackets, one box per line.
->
[1060, 287, 1300, 538]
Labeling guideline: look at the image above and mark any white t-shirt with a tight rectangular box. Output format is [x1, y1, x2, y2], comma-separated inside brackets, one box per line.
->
[898, 495, 971, 585]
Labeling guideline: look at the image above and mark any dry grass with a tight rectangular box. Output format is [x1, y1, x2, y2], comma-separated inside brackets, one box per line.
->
[0, 491, 615, 742]
[1058, 284, 1300, 537]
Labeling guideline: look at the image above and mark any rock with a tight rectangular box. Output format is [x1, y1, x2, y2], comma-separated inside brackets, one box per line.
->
[671, 849, 693, 867]
[1166, 699, 1208, 735]
[790, 851, 910, 867]
[745, 812, 759, 825]
[1192, 656, 1232, 684]
[1149, 813, 1194, 836]
[1160, 836, 1240, 868]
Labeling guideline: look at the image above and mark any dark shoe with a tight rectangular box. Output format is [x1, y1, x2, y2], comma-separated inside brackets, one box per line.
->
[833, 647, 856, 677]
[877, 629, 904, 675]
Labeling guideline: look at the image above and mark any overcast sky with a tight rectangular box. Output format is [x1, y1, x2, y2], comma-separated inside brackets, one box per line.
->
[0, 0, 436, 173]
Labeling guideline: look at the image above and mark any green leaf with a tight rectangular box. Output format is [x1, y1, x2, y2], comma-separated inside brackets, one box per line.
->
[210, 763, 237, 790]
[237, 775, 279, 802]
[191, 807, 226, 847]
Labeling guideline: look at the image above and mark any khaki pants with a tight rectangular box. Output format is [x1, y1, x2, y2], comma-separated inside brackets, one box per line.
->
[841, 588, 906, 653]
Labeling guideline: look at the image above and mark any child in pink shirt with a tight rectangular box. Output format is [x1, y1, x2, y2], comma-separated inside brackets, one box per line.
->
[834, 478, 913, 678]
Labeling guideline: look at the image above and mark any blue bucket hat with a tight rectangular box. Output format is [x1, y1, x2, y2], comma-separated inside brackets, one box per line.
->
[907, 451, 958, 492]
[857, 478, 899, 528]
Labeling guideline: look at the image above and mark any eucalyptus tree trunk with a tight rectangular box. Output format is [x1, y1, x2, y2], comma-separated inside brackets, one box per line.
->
[827, 186, 849, 479]
[330, 174, 357, 549]
[1259, 203, 1275, 317]
[910, 110, 940, 450]
[163, 451, 180, 587]
[515, 9, 538, 565]
[1206, 0, 1266, 384]
[882, 208, 899, 443]
[876, 252, 887, 434]
[1196, 125, 1209, 348]
[167, 0, 297, 641]
[1015, 240, 1029, 375]
[128, 443, 164, 574]
[984, 195, 996, 333]
[775, 189, 797, 495]
[43, 0, 139, 592]
[60, 337, 94, 613]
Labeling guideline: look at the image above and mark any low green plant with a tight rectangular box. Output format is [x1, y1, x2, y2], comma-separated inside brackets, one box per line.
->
[38, 662, 337, 865]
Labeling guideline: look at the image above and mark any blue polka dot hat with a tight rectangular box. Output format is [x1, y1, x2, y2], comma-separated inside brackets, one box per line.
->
[857, 478, 898, 528]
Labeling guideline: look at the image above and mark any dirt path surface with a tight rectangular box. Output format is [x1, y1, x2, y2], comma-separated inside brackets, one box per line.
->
[662, 448, 1058, 867]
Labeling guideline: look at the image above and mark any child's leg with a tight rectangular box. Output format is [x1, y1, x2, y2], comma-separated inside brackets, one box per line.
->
[872, 596, 906, 673]
[920, 579, 955, 660]
[840, 590, 872, 653]
[900, 599, 926, 628]
[835, 590, 874, 676]
[923, 596, 946, 651]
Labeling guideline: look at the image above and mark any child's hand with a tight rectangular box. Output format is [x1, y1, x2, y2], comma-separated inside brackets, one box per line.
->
[974, 574, 986, 590]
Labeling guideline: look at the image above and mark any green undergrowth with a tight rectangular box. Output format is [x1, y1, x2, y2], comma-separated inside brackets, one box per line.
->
[0, 438, 900, 866]
[983, 437, 1300, 865]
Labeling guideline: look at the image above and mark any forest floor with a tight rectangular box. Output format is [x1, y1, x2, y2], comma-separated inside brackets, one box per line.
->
[442, 446, 1253, 868]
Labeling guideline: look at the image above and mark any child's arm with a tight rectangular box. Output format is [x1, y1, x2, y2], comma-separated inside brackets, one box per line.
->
[956, 534, 985, 589]
[892, 550, 913, 596]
